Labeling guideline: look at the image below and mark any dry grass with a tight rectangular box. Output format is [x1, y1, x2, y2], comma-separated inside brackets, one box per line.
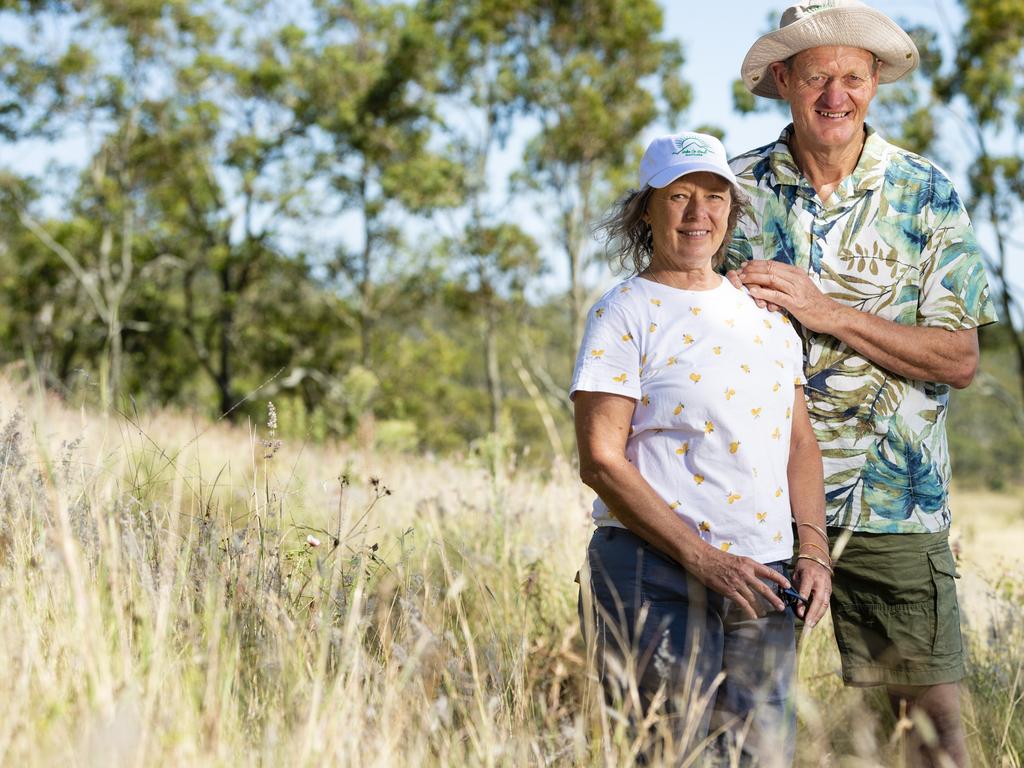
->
[0, 379, 1019, 767]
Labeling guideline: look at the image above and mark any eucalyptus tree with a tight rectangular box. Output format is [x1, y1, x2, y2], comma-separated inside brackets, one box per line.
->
[0, 1, 218, 407]
[290, 0, 462, 369]
[518, 0, 692, 347]
[427, 0, 543, 438]
[931, 0, 1024, 405]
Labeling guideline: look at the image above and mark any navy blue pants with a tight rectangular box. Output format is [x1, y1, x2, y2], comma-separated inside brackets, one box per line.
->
[580, 526, 796, 766]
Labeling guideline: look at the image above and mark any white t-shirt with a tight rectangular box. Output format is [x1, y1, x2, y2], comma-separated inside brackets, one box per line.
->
[570, 275, 806, 564]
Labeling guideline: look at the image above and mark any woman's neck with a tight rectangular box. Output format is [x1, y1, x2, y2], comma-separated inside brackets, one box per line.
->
[642, 262, 720, 291]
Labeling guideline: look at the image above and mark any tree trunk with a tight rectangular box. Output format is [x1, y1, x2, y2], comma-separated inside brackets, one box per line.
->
[483, 305, 503, 435]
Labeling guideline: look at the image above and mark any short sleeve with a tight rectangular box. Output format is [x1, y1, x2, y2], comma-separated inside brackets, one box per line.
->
[918, 180, 999, 330]
[570, 297, 642, 401]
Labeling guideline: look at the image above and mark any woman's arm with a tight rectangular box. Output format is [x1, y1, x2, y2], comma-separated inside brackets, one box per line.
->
[787, 385, 832, 628]
[574, 389, 789, 619]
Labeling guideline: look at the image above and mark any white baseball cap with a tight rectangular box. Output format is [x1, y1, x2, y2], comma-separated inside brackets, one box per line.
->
[638, 132, 739, 190]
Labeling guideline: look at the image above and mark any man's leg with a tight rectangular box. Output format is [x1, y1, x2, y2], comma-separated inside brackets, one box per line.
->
[888, 682, 968, 768]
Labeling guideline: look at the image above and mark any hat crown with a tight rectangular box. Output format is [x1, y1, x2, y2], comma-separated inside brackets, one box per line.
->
[780, 0, 865, 29]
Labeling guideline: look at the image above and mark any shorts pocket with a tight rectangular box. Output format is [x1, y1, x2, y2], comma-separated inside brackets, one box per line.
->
[928, 549, 963, 655]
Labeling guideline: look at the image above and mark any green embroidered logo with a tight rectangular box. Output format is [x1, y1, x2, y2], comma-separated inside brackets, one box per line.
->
[673, 136, 711, 157]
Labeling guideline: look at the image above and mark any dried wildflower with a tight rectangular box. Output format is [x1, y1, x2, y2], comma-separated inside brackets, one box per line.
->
[261, 401, 282, 459]
[306, 534, 321, 548]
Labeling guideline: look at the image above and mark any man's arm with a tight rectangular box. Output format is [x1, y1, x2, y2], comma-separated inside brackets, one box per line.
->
[737, 260, 979, 388]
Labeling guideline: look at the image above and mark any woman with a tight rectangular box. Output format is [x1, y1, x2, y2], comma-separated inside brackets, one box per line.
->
[571, 131, 832, 764]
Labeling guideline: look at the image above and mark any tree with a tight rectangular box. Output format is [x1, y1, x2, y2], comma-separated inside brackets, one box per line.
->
[518, 0, 692, 347]
[931, 0, 1024, 405]
[290, 0, 462, 368]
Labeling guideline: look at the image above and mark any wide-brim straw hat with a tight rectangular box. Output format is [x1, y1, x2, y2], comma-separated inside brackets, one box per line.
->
[741, 0, 919, 99]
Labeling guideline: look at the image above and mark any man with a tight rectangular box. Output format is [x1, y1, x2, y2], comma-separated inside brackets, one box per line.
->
[725, 1, 998, 765]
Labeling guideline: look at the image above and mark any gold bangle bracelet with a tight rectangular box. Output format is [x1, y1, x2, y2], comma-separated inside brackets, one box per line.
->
[796, 522, 829, 542]
[798, 541, 831, 559]
[796, 553, 834, 575]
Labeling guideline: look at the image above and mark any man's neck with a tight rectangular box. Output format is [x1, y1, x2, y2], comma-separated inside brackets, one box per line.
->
[788, 128, 867, 202]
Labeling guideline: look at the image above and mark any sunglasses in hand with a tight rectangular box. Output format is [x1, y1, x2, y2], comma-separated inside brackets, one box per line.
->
[779, 586, 808, 610]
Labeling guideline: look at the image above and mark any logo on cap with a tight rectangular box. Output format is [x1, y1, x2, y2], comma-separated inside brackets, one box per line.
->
[673, 136, 711, 157]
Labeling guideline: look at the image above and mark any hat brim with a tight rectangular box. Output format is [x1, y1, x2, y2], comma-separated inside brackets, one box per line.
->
[742, 6, 919, 99]
[646, 163, 739, 190]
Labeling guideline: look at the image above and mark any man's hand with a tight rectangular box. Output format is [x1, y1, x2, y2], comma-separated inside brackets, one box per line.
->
[738, 261, 840, 333]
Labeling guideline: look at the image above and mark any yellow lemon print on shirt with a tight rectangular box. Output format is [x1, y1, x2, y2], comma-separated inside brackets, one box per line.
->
[775, 487, 783, 498]
[772, 381, 781, 392]
[673, 403, 684, 415]
[751, 407, 762, 418]
[690, 373, 702, 383]
[773, 530, 783, 543]
[781, 315, 791, 324]
[725, 387, 736, 400]
[756, 511, 768, 524]
[740, 364, 751, 374]
[713, 346, 722, 355]
[720, 542, 733, 552]
[622, 332, 633, 342]
[785, 339, 792, 349]
[591, 349, 605, 358]
[649, 323, 658, 333]
[771, 427, 781, 440]
[794, 376, 802, 386]
[690, 307, 702, 316]
[725, 318, 735, 328]
[726, 492, 741, 504]
[641, 353, 648, 367]
[669, 500, 681, 510]
[641, 394, 651, 406]
[667, 356, 677, 366]
[620, 286, 631, 293]
[676, 441, 689, 455]
[754, 335, 763, 345]
[683, 334, 695, 345]
[651, 298, 662, 307]
[763, 319, 773, 329]
[612, 373, 627, 383]
[704, 420, 715, 435]
[698, 520, 712, 533]
[595, 307, 605, 318]
[729, 441, 740, 454]
[775, 360, 785, 369]
[693, 474, 705, 485]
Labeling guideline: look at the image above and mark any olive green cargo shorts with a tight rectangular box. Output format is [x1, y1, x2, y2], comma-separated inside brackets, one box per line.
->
[821, 528, 965, 687]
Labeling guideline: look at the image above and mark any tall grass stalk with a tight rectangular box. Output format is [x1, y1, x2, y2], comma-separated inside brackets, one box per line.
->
[0, 382, 1019, 766]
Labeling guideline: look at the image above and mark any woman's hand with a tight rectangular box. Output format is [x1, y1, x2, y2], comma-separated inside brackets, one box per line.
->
[792, 557, 832, 629]
[692, 545, 790, 620]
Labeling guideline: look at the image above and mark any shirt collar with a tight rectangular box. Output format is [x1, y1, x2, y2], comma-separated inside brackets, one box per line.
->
[768, 123, 889, 199]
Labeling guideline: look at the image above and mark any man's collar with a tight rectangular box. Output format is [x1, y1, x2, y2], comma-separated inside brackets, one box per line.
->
[768, 124, 889, 194]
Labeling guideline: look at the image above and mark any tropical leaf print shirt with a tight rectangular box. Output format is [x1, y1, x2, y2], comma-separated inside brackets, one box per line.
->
[725, 124, 998, 534]
[570, 276, 805, 564]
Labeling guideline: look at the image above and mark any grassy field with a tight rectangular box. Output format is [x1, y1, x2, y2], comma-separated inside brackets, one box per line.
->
[0, 382, 1020, 767]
